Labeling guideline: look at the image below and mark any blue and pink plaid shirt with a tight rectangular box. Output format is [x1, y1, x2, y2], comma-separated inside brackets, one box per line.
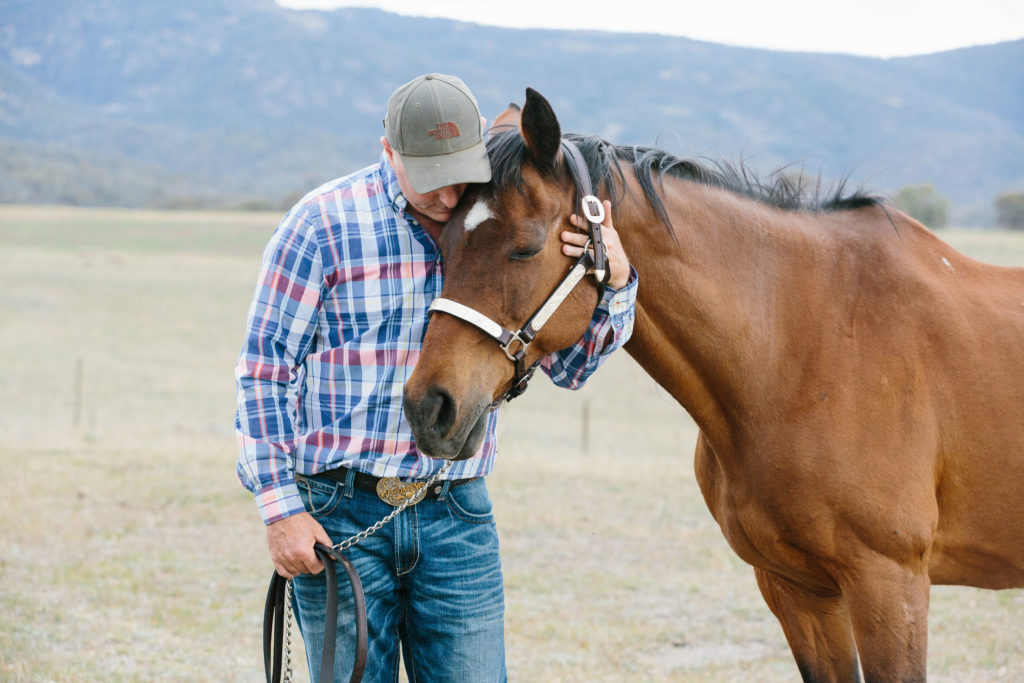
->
[235, 155, 637, 524]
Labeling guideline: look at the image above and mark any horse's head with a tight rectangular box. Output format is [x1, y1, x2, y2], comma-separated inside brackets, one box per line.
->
[403, 88, 603, 460]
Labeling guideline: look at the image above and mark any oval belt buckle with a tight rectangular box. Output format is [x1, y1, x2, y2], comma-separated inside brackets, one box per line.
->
[376, 477, 428, 507]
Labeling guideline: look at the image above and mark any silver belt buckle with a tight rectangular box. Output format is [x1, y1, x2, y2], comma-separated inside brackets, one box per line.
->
[376, 477, 428, 507]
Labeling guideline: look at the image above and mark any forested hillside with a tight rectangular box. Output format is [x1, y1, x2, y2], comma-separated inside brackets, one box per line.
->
[2, 0, 1021, 223]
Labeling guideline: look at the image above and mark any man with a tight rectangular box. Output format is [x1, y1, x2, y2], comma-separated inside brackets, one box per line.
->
[235, 73, 637, 682]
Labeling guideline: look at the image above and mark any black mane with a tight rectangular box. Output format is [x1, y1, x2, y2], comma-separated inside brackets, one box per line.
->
[485, 129, 882, 230]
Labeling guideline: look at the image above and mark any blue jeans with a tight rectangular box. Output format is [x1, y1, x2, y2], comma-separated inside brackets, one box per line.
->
[292, 472, 506, 683]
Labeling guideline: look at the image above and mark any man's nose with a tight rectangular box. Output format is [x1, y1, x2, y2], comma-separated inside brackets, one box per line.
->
[437, 185, 462, 209]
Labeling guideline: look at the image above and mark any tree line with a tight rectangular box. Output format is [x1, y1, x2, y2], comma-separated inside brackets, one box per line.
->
[895, 185, 1024, 230]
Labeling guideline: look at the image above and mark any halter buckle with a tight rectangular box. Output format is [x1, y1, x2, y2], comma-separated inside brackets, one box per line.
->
[581, 194, 605, 224]
[500, 332, 530, 362]
[505, 362, 538, 402]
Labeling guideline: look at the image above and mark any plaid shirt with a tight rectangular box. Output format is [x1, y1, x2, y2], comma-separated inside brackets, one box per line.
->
[235, 155, 637, 524]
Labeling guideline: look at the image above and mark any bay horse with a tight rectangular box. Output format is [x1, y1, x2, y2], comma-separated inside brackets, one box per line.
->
[487, 101, 521, 139]
[403, 88, 1024, 682]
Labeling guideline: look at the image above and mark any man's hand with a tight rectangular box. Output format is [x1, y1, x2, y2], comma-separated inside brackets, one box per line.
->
[562, 199, 630, 290]
[266, 511, 334, 579]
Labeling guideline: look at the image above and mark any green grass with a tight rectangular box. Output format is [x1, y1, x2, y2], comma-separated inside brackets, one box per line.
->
[0, 206, 1021, 681]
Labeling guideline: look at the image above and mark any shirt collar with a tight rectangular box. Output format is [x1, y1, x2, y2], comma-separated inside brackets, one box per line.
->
[380, 151, 409, 216]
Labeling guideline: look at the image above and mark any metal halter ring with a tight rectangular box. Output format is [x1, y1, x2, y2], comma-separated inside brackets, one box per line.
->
[500, 333, 530, 362]
[581, 194, 605, 224]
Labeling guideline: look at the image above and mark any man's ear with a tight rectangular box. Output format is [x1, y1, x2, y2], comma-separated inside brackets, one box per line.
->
[381, 136, 393, 159]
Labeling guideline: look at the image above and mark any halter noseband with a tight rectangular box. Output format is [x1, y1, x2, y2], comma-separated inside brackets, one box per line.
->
[428, 138, 609, 406]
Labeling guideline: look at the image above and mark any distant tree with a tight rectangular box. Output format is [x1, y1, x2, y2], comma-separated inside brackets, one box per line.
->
[995, 192, 1024, 230]
[236, 198, 276, 211]
[895, 184, 948, 229]
[278, 191, 306, 211]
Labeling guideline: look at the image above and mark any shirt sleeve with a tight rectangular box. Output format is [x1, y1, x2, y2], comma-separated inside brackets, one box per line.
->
[542, 265, 638, 390]
[234, 211, 324, 525]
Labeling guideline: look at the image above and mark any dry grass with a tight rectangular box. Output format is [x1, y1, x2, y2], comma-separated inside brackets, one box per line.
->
[0, 205, 1021, 681]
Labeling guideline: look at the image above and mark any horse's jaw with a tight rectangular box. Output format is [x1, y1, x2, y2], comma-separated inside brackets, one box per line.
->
[402, 387, 492, 461]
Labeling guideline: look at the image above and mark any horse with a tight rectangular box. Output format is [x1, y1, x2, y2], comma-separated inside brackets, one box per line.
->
[487, 102, 521, 139]
[402, 88, 1024, 682]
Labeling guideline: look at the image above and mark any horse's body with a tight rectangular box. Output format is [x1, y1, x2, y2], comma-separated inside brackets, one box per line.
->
[403, 89, 1024, 681]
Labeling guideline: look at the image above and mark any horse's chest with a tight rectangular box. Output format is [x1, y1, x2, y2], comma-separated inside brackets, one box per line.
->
[694, 438, 827, 580]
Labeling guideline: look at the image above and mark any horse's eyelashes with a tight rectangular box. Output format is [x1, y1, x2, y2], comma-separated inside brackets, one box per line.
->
[509, 246, 543, 261]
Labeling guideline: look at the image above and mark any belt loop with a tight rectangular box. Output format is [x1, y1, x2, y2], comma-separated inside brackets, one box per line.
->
[435, 480, 452, 502]
[343, 468, 356, 498]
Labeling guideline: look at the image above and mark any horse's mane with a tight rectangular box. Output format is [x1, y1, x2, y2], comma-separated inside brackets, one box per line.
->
[485, 130, 883, 231]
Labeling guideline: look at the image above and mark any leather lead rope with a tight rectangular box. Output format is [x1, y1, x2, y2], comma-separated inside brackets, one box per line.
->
[264, 543, 367, 683]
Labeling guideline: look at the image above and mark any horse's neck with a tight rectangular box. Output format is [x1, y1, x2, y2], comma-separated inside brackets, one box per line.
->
[617, 178, 812, 439]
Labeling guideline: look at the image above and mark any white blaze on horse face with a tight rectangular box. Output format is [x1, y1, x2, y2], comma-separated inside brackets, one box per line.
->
[463, 199, 492, 232]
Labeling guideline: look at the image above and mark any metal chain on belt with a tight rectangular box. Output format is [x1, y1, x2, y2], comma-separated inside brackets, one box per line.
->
[282, 460, 453, 679]
[334, 460, 453, 551]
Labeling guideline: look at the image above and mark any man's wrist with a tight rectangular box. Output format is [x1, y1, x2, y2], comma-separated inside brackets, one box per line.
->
[602, 265, 638, 298]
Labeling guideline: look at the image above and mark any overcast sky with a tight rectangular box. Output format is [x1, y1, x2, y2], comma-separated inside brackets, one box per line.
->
[275, 0, 1024, 58]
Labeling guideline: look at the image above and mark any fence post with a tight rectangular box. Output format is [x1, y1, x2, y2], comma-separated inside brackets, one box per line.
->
[73, 356, 83, 431]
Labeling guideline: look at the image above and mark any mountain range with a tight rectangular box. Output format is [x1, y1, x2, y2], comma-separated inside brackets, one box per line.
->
[1, 0, 1022, 224]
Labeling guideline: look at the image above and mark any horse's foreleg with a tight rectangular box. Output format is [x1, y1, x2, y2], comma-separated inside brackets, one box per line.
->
[842, 559, 930, 683]
[754, 567, 861, 683]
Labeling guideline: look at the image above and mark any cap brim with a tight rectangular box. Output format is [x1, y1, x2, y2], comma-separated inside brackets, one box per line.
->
[400, 140, 492, 194]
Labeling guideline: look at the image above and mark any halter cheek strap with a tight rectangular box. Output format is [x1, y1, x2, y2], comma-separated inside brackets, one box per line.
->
[563, 140, 609, 286]
[428, 138, 607, 405]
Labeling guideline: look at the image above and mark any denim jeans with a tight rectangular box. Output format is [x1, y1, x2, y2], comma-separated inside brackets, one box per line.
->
[292, 472, 507, 683]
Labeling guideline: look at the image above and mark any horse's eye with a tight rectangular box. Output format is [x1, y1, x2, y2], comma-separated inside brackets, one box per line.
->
[509, 246, 543, 261]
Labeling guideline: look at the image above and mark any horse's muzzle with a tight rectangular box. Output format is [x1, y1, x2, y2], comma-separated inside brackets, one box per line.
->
[403, 385, 490, 461]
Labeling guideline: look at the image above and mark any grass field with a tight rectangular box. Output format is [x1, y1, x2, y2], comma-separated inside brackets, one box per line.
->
[1, 205, 1021, 681]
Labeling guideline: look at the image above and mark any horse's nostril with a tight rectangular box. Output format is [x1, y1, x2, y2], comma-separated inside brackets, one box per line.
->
[421, 385, 456, 437]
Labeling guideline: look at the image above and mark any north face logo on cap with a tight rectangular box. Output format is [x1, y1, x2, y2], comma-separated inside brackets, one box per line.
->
[427, 122, 461, 140]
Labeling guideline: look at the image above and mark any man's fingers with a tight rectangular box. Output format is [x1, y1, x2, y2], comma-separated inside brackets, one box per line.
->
[274, 559, 298, 579]
[303, 527, 334, 575]
[302, 550, 325, 575]
[274, 546, 318, 578]
[561, 229, 589, 245]
[561, 228, 588, 258]
[567, 201, 629, 289]
[314, 526, 335, 548]
[266, 511, 333, 578]
[570, 201, 615, 229]
[311, 527, 335, 574]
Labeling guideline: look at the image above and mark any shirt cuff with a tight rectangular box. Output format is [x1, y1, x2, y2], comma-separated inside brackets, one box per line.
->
[600, 265, 638, 316]
[255, 479, 306, 525]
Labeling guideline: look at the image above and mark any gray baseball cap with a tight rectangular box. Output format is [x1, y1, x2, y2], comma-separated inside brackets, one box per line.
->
[384, 74, 492, 194]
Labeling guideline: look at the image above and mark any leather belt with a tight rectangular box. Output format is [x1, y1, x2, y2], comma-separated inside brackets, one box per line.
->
[311, 466, 477, 507]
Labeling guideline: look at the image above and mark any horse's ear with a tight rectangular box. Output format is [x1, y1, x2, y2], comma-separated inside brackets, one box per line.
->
[521, 88, 561, 170]
[487, 102, 522, 139]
